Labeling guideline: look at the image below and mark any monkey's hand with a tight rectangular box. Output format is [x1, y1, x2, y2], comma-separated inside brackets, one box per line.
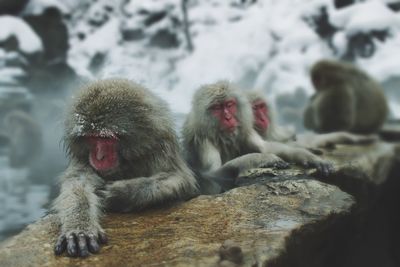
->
[258, 153, 290, 169]
[298, 151, 334, 177]
[222, 153, 289, 174]
[54, 228, 107, 257]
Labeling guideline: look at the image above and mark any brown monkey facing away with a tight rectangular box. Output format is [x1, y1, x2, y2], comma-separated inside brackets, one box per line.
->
[182, 81, 333, 193]
[53, 79, 199, 257]
[246, 90, 377, 150]
[304, 59, 388, 134]
[3, 110, 43, 168]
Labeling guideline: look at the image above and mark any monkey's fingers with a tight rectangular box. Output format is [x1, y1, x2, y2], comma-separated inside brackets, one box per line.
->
[273, 160, 290, 169]
[77, 233, 90, 257]
[308, 147, 324, 155]
[66, 233, 78, 257]
[301, 160, 310, 168]
[87, 234, 101, 254]
[314, 161, 334, 177]
[98, 232, 108, 244]
[54, 234, 67, 255]
[353, 135, 378, 145]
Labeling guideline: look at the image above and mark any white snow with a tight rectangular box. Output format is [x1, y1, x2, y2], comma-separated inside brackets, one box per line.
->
[68, 18, 121, 78]
[0, 67, 26, 84]
[23, 0, 69, 15]
[0, 16, 43, 54]
[330, 1, 400, 35]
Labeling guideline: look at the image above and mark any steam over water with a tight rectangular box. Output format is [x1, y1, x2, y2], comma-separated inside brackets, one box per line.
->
[0, 157, 49, 240]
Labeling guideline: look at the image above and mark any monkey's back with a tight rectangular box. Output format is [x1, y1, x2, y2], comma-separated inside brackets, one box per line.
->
[307, 60, 388, 134]
[351, 78, 388, 133]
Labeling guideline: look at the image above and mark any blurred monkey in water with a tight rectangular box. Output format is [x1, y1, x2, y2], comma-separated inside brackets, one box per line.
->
[3, 110, 42, 168]
[53, 79, 199, 257]
[304, 59, 388, 134]
[181, 81, 333, 193]
[246, 90, 377, 150]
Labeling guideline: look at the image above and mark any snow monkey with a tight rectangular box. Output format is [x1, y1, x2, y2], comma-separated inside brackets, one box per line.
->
[53, 79, 199, 257]
[246, 90, 377, 149]
[304, 59, 388, 134]
[182, 81, 333, 193]
[246, 91, 295, 142]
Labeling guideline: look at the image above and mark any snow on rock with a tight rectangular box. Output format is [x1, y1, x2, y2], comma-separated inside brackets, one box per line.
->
[329, 1, 400, 35]
[64, 0, 400, 115]
[68, 18, 121, 78]
[358, 32, 400, 82]
[0, 16, 43, 54]
[22, 0, 69, 15]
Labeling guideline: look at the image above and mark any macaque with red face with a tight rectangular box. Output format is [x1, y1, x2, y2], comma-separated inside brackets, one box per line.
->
[52, 79, 199, 257]
[210, 98, 239, 133]
[246, 91, 294, 142]
[252, 99, 269, 134]
[246, 91, 377, 150]
[182, 81, 333, 194]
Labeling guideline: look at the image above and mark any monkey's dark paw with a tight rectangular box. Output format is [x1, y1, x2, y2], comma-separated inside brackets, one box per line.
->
[309, 161, 334, 177]
[259, 155, 290, 169]
[54, 231, 107, 257]
[269, 160, 290, 169]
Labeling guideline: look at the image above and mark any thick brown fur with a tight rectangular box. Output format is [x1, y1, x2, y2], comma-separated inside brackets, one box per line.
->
[182, 81, 333, 194]
[304, 59, 388, 134]
[53, 79, 199, 257]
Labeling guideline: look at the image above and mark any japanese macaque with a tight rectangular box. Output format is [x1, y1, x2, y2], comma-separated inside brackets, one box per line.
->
[3, 110, 42, 168]
[182, 81, 333, 193]
[246, 90, 377, 150]
[53, 79, 199, 257]
[304, 59, 388, 134]
[246, 91, 295, 142]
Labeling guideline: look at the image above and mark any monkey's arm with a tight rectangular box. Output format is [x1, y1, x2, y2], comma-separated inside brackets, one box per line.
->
[248, 131, 333, 176]
[202, 153, 289, 194]
[295, 132, 378, 149]
[53, 160, 107, 257]
[105, 162, 199, 212]
[198, 139, 222, 172]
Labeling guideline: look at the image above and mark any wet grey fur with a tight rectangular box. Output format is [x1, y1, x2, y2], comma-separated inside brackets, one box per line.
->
[52, 79, 199, 257]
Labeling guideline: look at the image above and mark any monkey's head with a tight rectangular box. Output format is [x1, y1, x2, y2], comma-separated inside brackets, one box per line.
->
[65, 79, 174, 176]
[246, 91, 270, 135]
[189, 81, 253, 138]
[311, 59, 359, 90]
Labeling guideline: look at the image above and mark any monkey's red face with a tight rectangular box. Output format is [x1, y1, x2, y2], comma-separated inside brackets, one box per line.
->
[87, 136, 119, 172]
[252, 100, 269, 132]
[210, 98, 238, 133]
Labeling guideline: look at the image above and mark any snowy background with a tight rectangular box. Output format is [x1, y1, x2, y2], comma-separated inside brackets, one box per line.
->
[0, 0, 400, 241]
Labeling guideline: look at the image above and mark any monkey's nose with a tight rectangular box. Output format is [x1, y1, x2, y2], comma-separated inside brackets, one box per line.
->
[97, 153, 105, 161]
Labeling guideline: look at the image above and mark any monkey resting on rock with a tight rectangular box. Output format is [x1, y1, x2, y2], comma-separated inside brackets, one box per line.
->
[52, 79, 199, 257]
[182, 81, 333, 194]
[304, 59, 388, 134]
[246, 90, 377, 150]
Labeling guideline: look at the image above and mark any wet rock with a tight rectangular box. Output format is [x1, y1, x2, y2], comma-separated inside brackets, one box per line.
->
[0, 0, 29, 15]
[121, 28, 145, 41]
[23, 7, 69, 63]
[242, 142, 396, 203]
[0, 179, 353, 267]
[149, 29, 180, 49]
[239, 142, 399, 266]
[380, 121, 400, 142]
